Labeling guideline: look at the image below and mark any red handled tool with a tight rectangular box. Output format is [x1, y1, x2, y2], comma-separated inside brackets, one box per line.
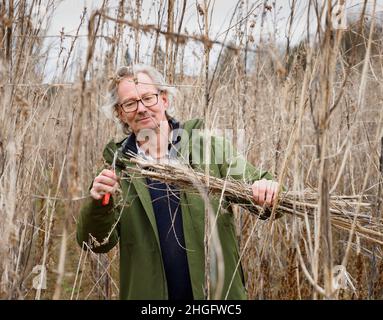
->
[102, 192, 111, 206]
[102, 151, 118, 206]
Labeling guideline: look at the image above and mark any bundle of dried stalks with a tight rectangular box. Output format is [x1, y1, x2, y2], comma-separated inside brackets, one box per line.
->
[119, 156, 383, 246]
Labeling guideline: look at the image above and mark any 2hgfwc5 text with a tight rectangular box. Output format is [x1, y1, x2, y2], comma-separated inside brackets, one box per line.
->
[140, 303, 242, 318]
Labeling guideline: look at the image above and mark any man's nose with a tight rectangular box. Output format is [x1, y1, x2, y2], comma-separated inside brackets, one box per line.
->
[136, 99, 146, 113]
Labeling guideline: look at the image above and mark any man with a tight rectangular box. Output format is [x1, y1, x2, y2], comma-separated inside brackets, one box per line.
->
[77, 64, 280, 300]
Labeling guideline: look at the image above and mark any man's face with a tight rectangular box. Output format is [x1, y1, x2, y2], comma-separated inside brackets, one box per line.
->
[116, 72, 169, 134]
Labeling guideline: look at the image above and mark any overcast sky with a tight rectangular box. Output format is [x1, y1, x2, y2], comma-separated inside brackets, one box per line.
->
[35, 0, 383, 82]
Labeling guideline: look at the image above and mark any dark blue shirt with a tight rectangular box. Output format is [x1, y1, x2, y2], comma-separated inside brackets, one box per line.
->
[146, 179, 193, 300]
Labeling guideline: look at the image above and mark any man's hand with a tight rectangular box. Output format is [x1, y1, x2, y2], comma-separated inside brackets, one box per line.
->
[90, 169, 118, 201]
[251, 179, 279, 206]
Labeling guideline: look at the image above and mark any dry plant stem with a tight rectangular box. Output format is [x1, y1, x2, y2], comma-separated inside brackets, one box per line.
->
[172, 0, 187, 80]
[62, 8, 87, 75]
[256, 34, 311, 294]
[14, 90, 58, 292]
[342, 0, 380, 269]
[122, 158, 382, 245]
[70, 241, 86, 300]
[202, 0, 211, 300]
[225, 208, 261, 300]
[296, 240, 326, 296]
[202, 2, 226, 296]
[35, 188, 52, 300]
[95, 10, 262, 54]
[316, 1, 340, 298]
[134, 0, 142, 63]
[212, 162, 234, 299]
[166, 0, 174, 82]
[84, 252, 118, 299]
[45, 155, 66, 300]
[75, 245, 90, 300]
[52, 1, 107, 300]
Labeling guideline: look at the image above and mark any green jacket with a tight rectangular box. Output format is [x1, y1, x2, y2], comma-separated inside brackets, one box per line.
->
[76, 119, 273, 300]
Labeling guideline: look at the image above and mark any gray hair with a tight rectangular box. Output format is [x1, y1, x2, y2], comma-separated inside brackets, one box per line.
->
[101, 64, 177, 134]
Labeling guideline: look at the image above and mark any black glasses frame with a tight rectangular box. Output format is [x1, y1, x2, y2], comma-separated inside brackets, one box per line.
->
[118, 93, 160, 113]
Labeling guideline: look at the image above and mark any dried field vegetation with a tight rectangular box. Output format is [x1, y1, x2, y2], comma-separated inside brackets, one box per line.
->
[0, 0, 383, 300]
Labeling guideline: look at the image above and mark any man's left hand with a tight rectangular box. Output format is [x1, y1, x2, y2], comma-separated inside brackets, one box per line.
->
[251, 179, 280, 206]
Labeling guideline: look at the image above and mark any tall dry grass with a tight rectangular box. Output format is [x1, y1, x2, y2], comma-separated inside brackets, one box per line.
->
[0, 0, 382, 299]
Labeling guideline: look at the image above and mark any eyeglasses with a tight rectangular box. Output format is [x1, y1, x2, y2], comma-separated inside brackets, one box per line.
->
[119, 92, 160, 113]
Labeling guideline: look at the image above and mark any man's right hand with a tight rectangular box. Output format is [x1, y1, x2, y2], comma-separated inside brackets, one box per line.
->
[90, 169, 118, 200]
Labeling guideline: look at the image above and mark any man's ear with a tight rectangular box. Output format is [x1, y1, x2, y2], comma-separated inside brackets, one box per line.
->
[115, 105, 122, 118]
[160, 92, 169, 109]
